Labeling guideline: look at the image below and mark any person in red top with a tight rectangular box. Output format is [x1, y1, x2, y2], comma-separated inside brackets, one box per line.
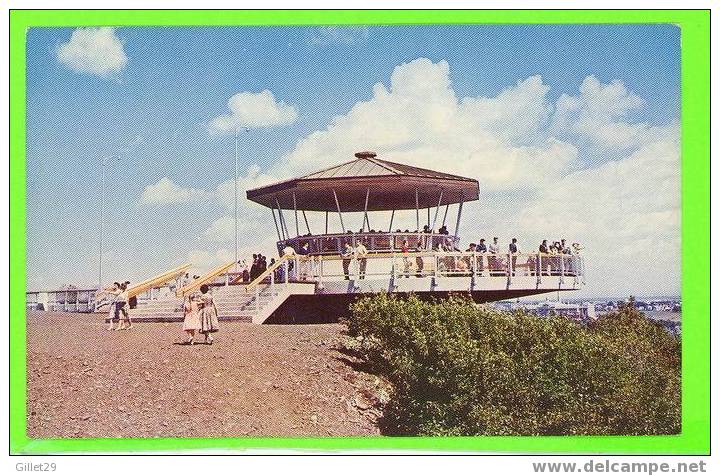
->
[401, 239, 411, 278]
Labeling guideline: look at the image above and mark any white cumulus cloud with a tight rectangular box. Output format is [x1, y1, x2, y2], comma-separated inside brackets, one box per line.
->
[209, 90, 298, 134]
[203, 216, 235, 243]
[175, 57, 679, 297]
[140, 177, 209, 205]
[549, 75, 672, 151]
[186, 248, 235, 274]
[277, 58, 574, 192]
[214, 164, 278, 212]
[504, 132, 680, 296]
[56, 27, 128, 79]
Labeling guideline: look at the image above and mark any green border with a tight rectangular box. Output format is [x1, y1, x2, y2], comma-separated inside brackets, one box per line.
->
[10, 10, 710, 454]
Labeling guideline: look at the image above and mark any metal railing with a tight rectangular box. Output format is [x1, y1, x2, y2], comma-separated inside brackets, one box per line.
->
[243, 251, 585, 294]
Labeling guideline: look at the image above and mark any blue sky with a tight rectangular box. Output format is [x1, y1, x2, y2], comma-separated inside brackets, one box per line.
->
[26, 24, 680, 296]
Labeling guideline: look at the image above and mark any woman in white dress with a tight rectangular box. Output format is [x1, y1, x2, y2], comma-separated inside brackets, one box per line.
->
[182, 291, 202, 345]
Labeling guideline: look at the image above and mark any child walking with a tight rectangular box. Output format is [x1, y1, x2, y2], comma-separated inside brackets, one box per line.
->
[198, 284, 219, 344]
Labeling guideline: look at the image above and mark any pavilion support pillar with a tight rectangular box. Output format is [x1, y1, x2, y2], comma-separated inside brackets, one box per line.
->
[427, 207, 431, 228]
[442, 204, 449, 227]
[332, 189, 345, 232]
[454, 199, 464, 241]
[302, 210, 311, 235]
[275, 197, 289, 240]
[431, 190, 444, 231]
[271, 207, 282, 241]
[362, 188, 370, 233]
[325, 211, 329, 234]
[388, 209, 395, 232]
[293, 192, 299, 237]
[415, 189, 420, 232]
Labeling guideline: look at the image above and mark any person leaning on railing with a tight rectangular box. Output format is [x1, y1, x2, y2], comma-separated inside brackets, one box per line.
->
[283, 243, 296, 276]
[356, 239, 368, 279]
[509, 238, 519, 276]
[488, 237, 501, 275]
[400, 239, 411, 278]
[274, 257, 285, 282]
[464, 243, 476, 274]
[415, 242, 424, 277]
[297, 242, 310, 280]
[476, 239, 487, 276]
[341, 242, 354, 280]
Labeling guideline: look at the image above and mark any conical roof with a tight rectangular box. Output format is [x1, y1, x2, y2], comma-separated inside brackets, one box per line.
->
[246, 151, 479, 212]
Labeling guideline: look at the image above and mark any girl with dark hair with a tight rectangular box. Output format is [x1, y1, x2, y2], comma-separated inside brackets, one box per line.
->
[198, 284, 219, 344]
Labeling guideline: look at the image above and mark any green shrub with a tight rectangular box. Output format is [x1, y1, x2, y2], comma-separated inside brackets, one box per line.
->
[346, 294, 680, 436]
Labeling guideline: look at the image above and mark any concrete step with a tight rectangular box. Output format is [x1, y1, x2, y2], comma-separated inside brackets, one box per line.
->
[133, 294, 277, 308]
[105, 314, 253, 323]
[131, 300, 276, 314]
[214, 289, 277, 297]
[216, 297, 277, 305]
[131, 306, 264, 316]
[133, 305, 183, 312]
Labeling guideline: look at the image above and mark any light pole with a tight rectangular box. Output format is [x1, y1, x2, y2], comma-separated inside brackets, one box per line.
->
[98, 155, 119, 289]
[234, 127, 249, 272]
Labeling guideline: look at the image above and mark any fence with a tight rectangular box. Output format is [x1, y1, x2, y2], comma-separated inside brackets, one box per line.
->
[244, 251, 585, 292]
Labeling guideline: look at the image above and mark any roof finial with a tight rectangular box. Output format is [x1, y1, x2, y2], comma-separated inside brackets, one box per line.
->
[354, 151, 377, 159]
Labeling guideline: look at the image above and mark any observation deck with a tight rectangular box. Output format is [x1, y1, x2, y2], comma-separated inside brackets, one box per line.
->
[27, 151, 586, 325]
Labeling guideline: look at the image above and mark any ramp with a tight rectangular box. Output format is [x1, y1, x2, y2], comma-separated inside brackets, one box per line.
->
[126, 263, 192, 299]
[176, 261, 235, 297]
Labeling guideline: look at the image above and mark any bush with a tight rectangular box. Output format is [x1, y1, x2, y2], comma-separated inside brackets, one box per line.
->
[346, 294, 680, 436]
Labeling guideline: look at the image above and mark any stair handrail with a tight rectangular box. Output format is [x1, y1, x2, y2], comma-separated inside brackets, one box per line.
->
[176, 260, 236, 297]
[245, 255, 292, 293]
[126, 263, 193, 299]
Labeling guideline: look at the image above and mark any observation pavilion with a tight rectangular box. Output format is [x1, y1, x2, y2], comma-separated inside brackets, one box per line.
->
[247, 151, 479, 256]
[32, 151, 585, 324]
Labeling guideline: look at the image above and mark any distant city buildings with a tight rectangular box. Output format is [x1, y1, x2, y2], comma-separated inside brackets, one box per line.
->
[491, 297, 682, 336]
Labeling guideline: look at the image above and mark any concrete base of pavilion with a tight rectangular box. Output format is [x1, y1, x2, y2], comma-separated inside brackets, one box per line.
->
[264, 275, 580, 323]
[113, 274, 581, 325]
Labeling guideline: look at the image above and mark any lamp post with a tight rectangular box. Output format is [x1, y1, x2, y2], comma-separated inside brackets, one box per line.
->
[234, 127, 249, 272]
[98, 154, 119, 289]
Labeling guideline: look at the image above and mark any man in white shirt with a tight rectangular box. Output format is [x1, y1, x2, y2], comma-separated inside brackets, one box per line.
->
[488, 237, 500, 274]
[488, 237, 500, 254]
[355, 239, 368, 279]
[341, 242, 354, 280]
[282, 244, 296, 279]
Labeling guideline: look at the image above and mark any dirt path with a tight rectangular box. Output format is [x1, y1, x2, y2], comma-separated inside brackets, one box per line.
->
[27, 311, 383, 438]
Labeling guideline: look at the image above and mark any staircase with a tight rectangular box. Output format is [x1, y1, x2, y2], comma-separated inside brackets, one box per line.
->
[122, 283, 308, 324]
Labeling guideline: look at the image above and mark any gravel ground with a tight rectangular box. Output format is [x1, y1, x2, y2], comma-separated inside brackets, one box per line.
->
[27, 311, 384, 438]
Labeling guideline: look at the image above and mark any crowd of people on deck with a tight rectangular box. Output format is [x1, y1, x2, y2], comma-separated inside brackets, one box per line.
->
[325, 235, 583, 278]
[255, 233, 583, 281]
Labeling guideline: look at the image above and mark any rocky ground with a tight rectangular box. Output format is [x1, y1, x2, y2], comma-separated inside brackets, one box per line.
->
[27, 311, 386, 438]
